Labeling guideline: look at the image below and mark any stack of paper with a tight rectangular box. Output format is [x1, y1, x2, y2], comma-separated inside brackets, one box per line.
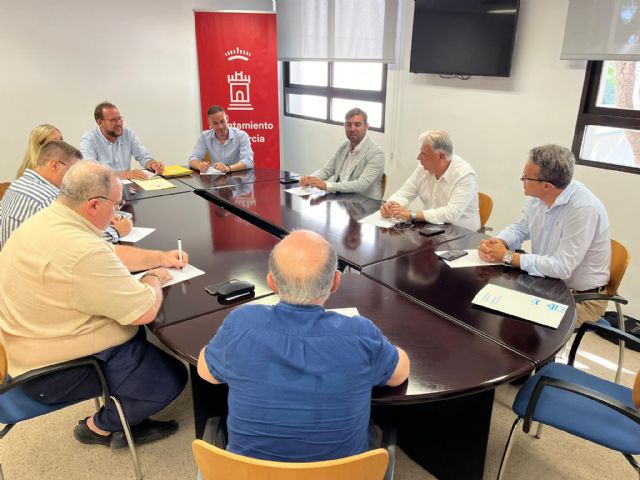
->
[472, 283, 568, 328]
[132, 177, 176, 191]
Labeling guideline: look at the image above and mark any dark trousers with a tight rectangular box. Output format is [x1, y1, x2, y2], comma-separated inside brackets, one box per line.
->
[23, 327, 188, 432]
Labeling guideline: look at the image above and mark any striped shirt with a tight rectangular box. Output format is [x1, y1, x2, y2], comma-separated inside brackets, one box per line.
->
[0, 170, 120, 249]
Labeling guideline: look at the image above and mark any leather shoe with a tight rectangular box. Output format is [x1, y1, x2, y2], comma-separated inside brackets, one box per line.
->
[73, 419, 111, 447]
[110, 418, 179, 449]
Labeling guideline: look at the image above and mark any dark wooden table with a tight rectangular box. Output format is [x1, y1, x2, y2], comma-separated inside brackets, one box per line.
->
[362, 232, 577, 365]
[196, 182, 474, 270]
[153, 273, 533, 480]
[120, 192, 277, 328]
[174, 167, 299, 190]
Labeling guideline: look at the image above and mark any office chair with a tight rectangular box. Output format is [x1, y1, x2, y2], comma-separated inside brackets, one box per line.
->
[381, 173, 388, 197]
[193, 440, 389, 480]
[0, 183, 10, 200]
[497, 321, 640, 480]
[574, 238, 630, 383]
[478, 192, 493, 232]
[0, 344, 142, 479]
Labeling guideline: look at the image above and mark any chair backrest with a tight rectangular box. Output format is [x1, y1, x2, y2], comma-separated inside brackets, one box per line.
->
[192, 440, 389, 480]
[478, 192, 493, 228]
[0, 182, 10, 200]
[381, 173, 387, 197]
[606, 239, 630, 296]
[634, 370, 640, 409]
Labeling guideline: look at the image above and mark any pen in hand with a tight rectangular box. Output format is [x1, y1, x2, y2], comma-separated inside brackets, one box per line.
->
[178, 238, 183, 270]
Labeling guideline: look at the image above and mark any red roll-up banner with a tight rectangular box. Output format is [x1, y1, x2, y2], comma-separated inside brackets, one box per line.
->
[194, 11, 280, 169]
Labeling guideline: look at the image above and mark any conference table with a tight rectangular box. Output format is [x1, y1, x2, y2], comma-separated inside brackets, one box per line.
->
[125, 168, 576, 479]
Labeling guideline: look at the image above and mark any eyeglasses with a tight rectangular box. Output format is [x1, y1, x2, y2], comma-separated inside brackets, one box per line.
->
[90, 196, 125, 210]
[520, 174, 554, 186]
[103, 116, 124, 124]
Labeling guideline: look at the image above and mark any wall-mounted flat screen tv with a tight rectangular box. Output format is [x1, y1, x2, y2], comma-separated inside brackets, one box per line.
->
[410, 0, 520, 77]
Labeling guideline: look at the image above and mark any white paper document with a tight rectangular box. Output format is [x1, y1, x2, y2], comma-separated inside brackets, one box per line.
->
[118, 227, 156, 243]
[472, 283, 567, 328]
[327, 308, 360, 317]
[285, 186, 324, 196]
[358, 211, 395, 228]
[122, 170, 156, 184]
[436, 249, 501, 268]
[200, 167, 225, 176]
[134, 264, 205, 288]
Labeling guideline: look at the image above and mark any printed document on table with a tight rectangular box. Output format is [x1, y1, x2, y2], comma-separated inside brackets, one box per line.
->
[134, 264, 205, 288]
[123, 170, 155, 185]
[328, 308, 360, 317]
[436, 249, 501, 268]
[285, 186, 324, 196]
[358, 211, 395, 228]
[472, 283, 567, 328]
[132, 177, 176, 191]
[118, 227, 155, 243]
[200, 167, 225, 176]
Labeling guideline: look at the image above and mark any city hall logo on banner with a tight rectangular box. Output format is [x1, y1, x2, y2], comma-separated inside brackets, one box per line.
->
[225, 47, 253, 111]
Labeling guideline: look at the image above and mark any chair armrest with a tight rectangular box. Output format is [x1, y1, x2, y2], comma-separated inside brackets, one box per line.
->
[380, 424, 397, 480]
[568, 321, 640, 366]
[0, 356, 110, 405]
[573, 293, 628, 305]
[523, 375, 640, 433]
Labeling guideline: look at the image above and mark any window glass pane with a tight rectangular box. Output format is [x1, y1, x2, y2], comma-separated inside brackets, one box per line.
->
[331, 98, 383, 129]
[289, 61, 328, 86]
[333, 62, 383, 91]
[581, 124, 640, 168]
[287, 93, 327, 119]
[596, 61, 640, 110]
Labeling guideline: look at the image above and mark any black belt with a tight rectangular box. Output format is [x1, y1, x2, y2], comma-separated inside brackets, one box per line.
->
[575, 286, 605, 294]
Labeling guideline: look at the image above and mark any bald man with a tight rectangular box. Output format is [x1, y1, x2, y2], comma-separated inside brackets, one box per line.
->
[198, 230, 410, 462]
[0, 161, 188, 449]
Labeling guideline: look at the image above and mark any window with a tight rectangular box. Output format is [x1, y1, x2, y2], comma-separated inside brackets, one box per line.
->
[283, 61, 387, 131]
[573, 60, 640, 174]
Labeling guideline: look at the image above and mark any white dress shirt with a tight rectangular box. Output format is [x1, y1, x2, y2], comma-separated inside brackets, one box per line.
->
[496, 180, 610, 291]
[387, 155, 480, 231]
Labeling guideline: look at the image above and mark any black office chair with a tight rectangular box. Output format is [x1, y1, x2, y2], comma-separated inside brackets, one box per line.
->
[0, 344, 142, 479]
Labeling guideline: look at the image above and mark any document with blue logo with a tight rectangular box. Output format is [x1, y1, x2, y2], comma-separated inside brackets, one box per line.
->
[472, 283, 567, 328]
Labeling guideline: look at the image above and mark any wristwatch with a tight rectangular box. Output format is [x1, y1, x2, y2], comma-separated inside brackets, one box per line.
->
[409, 211, 417, 223]
[502, 250, 515, 266]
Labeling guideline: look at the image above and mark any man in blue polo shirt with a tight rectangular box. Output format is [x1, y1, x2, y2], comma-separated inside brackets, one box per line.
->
[188, 105, 254, 174]
[197, 230, 410, 461]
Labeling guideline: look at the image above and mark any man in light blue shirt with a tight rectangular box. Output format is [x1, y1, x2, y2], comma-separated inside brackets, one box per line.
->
[188, 105, 254, 174]
[80, 102, 164, 180]
[478, 144, 610, 325]
[0, 141, 128, 248]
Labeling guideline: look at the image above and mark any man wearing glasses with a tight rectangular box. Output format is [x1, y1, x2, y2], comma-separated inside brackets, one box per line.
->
[80, 102, 164, 180]
[0, 161, 188, 448]
[478, 144, 610, 326]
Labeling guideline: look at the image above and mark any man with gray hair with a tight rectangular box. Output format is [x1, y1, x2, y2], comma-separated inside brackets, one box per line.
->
[0, 161, 188, 448]
[300, 108, 385, 199]
[380, 130, 480, 230]
[197, 230, 409, 461]
[478, 144, 611, 325]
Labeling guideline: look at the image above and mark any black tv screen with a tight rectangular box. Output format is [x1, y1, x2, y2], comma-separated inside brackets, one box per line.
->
[410, 0, 519, 77]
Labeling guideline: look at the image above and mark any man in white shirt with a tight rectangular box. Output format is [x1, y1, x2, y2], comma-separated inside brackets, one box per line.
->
[300, 108, 385, 200]
[478, 144, 610, 326]
[380, 130, 480, 230]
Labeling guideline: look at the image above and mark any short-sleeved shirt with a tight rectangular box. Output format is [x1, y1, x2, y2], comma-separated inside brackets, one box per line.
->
[0, 201, 156, 375]
[188, 127, 254, 169]
[204, 301, 399, 462]
[80, 126, 152, 171]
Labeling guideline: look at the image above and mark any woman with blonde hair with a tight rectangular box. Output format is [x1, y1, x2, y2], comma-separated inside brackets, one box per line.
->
[16, 124, 63, 178]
